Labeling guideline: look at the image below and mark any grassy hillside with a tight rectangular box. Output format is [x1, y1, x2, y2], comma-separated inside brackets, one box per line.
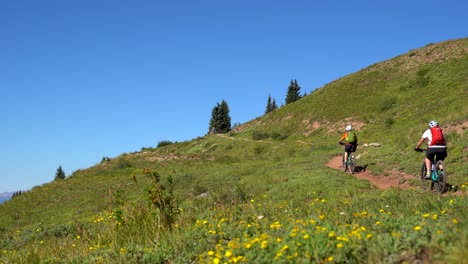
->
[1, 38, 467, 263]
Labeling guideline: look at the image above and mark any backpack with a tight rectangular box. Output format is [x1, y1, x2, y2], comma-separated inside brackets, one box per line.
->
[430, 127, 445, 146]
[347, 131, 357, 144]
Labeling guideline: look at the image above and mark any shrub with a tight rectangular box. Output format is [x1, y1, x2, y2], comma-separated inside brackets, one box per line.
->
[157, 140, 174, 148]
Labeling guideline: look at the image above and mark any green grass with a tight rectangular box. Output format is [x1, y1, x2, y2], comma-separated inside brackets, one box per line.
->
[1, 38, 467, 263]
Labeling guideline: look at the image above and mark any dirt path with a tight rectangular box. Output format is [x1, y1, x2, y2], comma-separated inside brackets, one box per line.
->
[326, 155, 463, 196]
[326, 155, 414, 190]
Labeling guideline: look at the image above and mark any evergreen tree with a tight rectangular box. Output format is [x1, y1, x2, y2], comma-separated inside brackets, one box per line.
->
[209, 100, 231, 133]
[55, 165, 66, 180]
[265, 94, 278, 114]
[285, 79, 302, 105]
[272, 99, 278, 111]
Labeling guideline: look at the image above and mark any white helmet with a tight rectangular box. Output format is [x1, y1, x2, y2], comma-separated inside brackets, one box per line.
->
[345, 125, 352, 131]
[428, 120, 438, 128]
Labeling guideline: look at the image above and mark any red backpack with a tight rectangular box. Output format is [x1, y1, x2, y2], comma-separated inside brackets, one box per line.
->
[430, 127, 445, 146]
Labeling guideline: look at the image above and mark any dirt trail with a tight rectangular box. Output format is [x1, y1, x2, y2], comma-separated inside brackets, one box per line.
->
[326, 155, 414, 190]
[326, 155, 464, 197]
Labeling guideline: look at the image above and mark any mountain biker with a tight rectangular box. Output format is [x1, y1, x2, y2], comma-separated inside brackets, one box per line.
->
[339, 125, 358, 167]
[415, 120, 447, 179]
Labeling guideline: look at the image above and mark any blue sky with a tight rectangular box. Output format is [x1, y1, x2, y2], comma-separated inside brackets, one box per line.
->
[1, 1, 466, 193]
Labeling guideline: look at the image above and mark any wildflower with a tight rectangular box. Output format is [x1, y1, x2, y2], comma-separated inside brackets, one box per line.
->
[225, 251, 233, 257]
[337, 243, 344, 248]
[375, 221, 381, 225]
[276, 238, 282, 243]
[328, 231, 336, 238]
[414, 226, 422, 231]
[270, 221, 282, 230]
[213, 257, 220, 264]
[360, 226, 367, 231]
[319, 214, 326, 220]
[379, 209, 385, 213]
[449, 199, 454, 204]
[250, 199, 255, 203]
[366, 234, 373, 239]
[261, 241, 268, 249]
[423, 213, 430, 218]
[76, 235, 81, 239]
[432, 214, 438, 220]
[452, 219, 459, 224]
[303, 234, 310, 239]
[208, 251, 215, 256]
[327, 256, 334, 262]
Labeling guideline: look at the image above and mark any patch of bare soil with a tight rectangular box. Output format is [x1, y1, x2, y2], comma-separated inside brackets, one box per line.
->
[326, 155, 414, 190]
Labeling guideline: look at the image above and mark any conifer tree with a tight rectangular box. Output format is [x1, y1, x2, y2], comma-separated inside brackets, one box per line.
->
[265, 94, 278, 114]
[285, 79, 302, 105]
[209, 100, 231, 133]
[55, 165, 66, 180]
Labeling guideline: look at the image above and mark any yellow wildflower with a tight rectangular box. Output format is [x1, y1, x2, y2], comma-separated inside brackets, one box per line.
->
[414, 226, 422, 231]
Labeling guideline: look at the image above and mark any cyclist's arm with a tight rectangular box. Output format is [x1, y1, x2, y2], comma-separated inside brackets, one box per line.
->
[339, 132, 347, 143]
[415, 137, 425, 149]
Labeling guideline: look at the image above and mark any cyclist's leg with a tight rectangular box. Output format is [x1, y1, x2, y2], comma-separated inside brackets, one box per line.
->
[425, 149, 436, 177]
[434, 148, 447, 170]
[344, 145, 352, 162]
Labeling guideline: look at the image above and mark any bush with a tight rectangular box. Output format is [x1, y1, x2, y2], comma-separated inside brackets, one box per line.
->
[157, 140, 174, 148]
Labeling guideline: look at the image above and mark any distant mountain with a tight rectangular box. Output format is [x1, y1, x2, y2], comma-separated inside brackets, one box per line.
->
[0, 192, 13, 204]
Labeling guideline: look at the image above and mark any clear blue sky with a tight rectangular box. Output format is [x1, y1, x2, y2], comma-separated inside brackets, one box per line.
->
[1, 1, 466, 193]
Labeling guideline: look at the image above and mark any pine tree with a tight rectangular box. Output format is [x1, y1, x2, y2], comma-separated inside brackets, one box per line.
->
[285, 79, 302, 105]
[265, 94, 278, 114]
[55, 165, 66, 180]
[209, 100, 231, 133]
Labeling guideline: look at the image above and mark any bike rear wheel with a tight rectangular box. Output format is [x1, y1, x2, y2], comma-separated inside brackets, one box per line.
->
[420, 162, 433, 191]
[349, 153, 356, 174]
[342, 153, 347, 172]
[434, 160, 446, 194]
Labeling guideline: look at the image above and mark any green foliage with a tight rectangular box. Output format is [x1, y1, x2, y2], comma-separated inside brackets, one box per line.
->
[285, 79, 302, 104]
[157, 140, 174, 148]
[265, 94, 278, 114]
[209, 99, 232, 133]
[54, 166, 66, 181]
[143, 168, 178, 230]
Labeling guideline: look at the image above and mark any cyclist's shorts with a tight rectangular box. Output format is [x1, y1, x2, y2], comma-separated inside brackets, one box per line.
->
[345, 144, 357, 153]
[426, 147, 447, 162]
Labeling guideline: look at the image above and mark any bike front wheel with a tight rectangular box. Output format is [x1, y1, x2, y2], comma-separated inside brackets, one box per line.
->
[434, 160, 446, 194]
[420, 162, 433, 191]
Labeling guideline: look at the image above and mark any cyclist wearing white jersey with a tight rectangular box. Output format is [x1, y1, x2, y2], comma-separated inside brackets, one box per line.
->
[415, 120, 447, 179]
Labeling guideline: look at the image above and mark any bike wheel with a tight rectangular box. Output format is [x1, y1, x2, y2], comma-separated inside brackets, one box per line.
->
[349, 153, 356, 174]
[420, 162, 432, 191]
[434, 160, 446, 194]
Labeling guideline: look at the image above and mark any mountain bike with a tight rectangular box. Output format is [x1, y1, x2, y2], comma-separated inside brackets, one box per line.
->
[342, 152, 356, 174]
[416, 149, 446, 194]
[340, 143, 356, 174]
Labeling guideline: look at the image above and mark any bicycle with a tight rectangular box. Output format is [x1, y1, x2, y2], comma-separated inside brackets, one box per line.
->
[340, 143, 356, 174]
[416, 149, 446, 194]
